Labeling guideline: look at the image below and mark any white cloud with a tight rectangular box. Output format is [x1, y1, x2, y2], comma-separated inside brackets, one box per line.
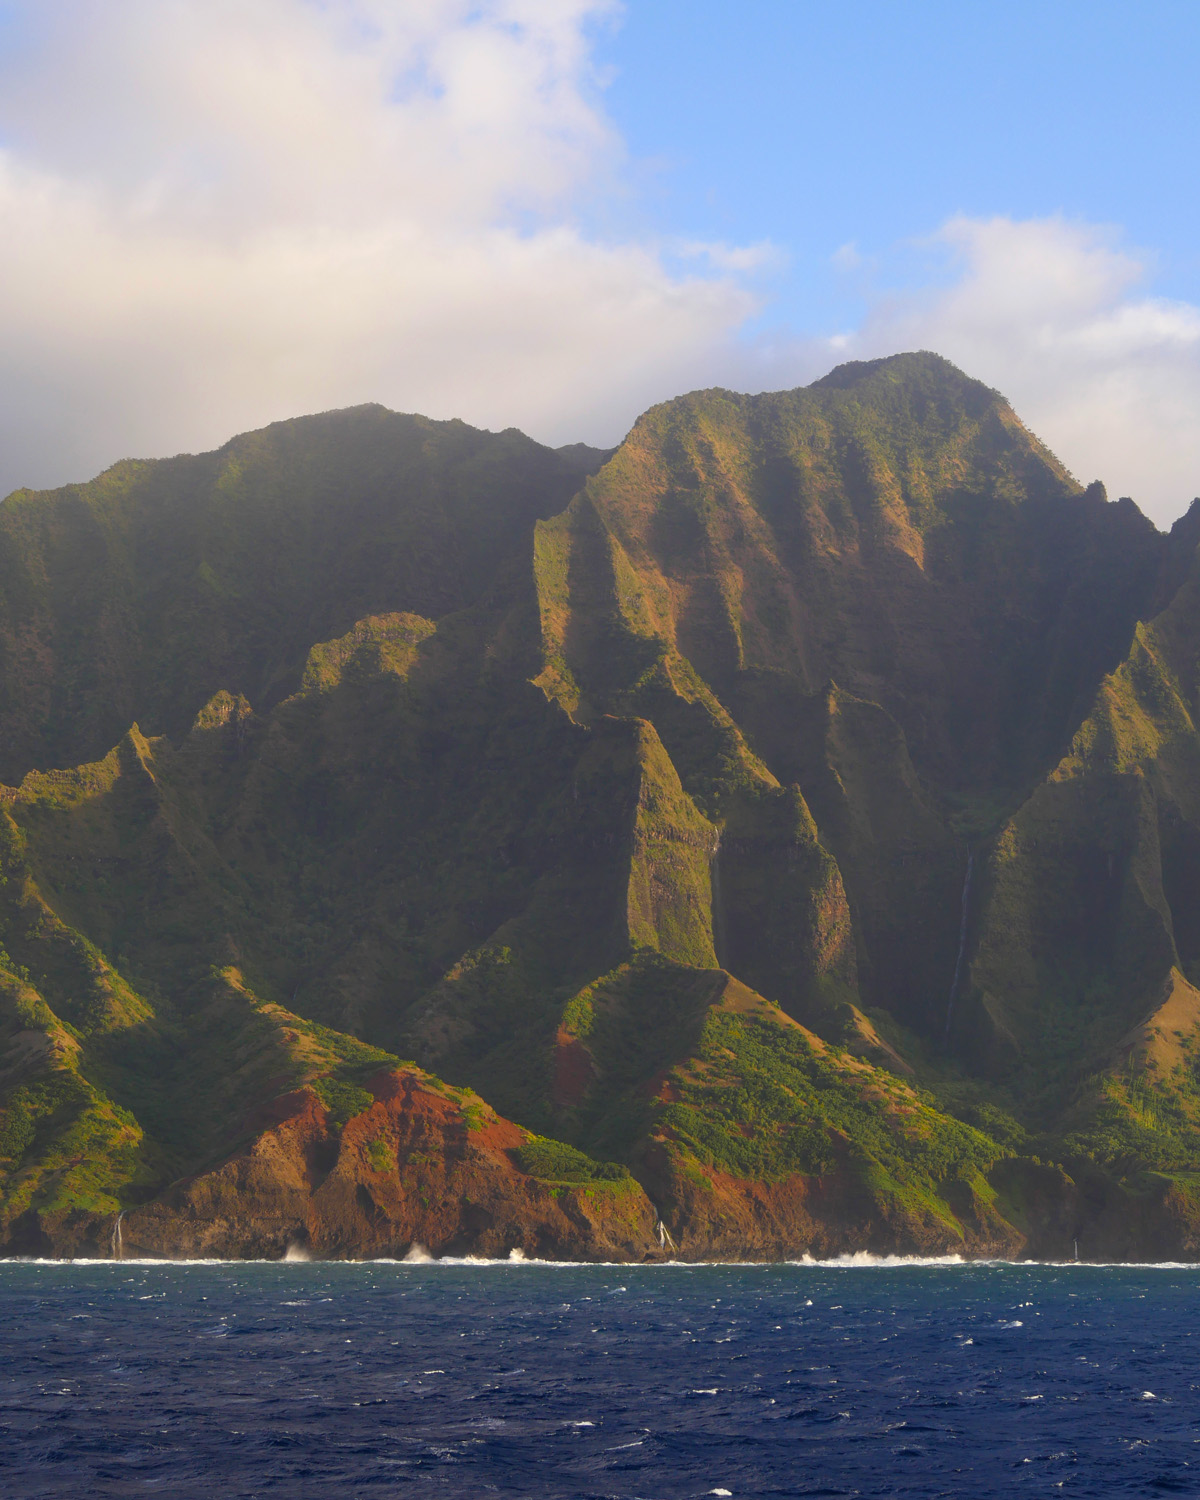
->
[833, 216, 1200, 527]
[676, 239, 783, 274]
[0, 0, 756, 493]
[1, 12, 1197, 528]
[830, 241, 862, 273]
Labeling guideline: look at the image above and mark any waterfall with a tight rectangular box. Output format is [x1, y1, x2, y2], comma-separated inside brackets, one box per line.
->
[944, 849, 975, 1038]
[649, 1202, 677, 1253]
[709, 835, 728, 968]
[110, 1210, 125, 1261]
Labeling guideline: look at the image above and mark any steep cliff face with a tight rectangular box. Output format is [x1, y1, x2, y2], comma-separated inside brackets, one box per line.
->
[546, 962, 1020, 1259]
[526, 356, 1168, 1033]
[571, 356, 1162, 794]
[958, 540, 1200, 1195]
[0, 407, 606, 784]
[109, 1070, 660, 1263]
[4, 352, 1200, 1261]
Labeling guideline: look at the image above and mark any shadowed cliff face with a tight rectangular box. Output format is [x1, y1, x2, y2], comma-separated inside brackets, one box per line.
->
[0, 407, 607, 785]
[5, 352, 1200, 1262]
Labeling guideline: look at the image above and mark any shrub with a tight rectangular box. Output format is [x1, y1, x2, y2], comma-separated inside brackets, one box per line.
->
[514, 1136, 630, 1183]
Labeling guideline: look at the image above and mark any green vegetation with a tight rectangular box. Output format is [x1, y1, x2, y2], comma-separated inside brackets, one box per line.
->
[513, 1136, 630, 1183]
[1060, 1052, 1200, 1175]
[365, 1136, 396, 1173]
[662, 1010, 998, 1191]
[0, 1066, 147, 1221]
[311, 1078, 375, 1128]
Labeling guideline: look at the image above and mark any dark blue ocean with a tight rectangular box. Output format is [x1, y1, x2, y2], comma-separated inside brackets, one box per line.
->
[2, 1254, 1199, 1498]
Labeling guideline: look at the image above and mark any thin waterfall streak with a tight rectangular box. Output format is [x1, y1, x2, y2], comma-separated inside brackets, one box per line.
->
[648, 1202, 677, 1253]
[709, 836, 727, 968]
[944, 849, 974, 1038]
[110, 1209, 125, 1261]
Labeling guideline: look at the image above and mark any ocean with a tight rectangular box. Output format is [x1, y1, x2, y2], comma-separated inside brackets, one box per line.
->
[1, 1255, 1197, 1498]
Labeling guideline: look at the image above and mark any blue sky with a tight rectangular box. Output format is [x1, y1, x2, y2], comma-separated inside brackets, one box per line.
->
[0, 1, 1195, 522]
[599, 1, 1200, 334]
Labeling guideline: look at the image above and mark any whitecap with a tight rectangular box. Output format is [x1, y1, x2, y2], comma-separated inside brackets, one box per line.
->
[802, 1251, 970, 1268]
[10, 1249, 1200, 1271]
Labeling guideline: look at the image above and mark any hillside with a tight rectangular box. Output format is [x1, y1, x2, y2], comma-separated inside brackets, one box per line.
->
[4, 354, 1200, 1261]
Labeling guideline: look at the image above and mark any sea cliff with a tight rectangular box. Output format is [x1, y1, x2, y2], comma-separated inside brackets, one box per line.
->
[6, 354, 1200, 1261]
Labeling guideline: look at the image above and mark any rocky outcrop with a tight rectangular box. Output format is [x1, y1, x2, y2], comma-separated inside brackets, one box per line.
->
[20, 1070, 662, 1261]
[636, 1138, 1024, 1262]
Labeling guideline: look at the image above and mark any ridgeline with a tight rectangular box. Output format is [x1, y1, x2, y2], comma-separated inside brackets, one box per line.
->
[3, 352, 1200, 1260]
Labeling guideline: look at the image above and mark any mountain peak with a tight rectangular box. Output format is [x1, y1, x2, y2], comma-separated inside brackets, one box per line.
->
[809, 349, 986, 394]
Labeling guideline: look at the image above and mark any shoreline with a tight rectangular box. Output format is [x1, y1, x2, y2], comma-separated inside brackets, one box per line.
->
[6, 1252, 1200, 1270]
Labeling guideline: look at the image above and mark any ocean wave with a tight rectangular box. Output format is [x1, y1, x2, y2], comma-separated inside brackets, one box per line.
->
[788, 1251, 972, 1268]
[6, 1251, 1200, 1270]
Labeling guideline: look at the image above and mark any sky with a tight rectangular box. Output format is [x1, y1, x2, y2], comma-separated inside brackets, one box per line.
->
[0, 1, 1197, 524]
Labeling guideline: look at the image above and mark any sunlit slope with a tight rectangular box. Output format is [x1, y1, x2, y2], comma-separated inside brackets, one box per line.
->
[565, 352, 1161, 793]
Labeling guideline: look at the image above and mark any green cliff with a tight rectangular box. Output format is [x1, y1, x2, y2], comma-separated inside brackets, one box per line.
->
[3, 353, 1200, 1261]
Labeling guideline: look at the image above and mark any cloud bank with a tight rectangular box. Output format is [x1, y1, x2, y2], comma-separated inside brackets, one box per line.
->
[0, 0, 754, 492]
[831, 217, 1200, 527]
[0, 4, 1197, 526]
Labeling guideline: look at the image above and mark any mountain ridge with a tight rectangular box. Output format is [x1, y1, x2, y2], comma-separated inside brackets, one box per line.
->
[4, 350, 1200, 1261]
